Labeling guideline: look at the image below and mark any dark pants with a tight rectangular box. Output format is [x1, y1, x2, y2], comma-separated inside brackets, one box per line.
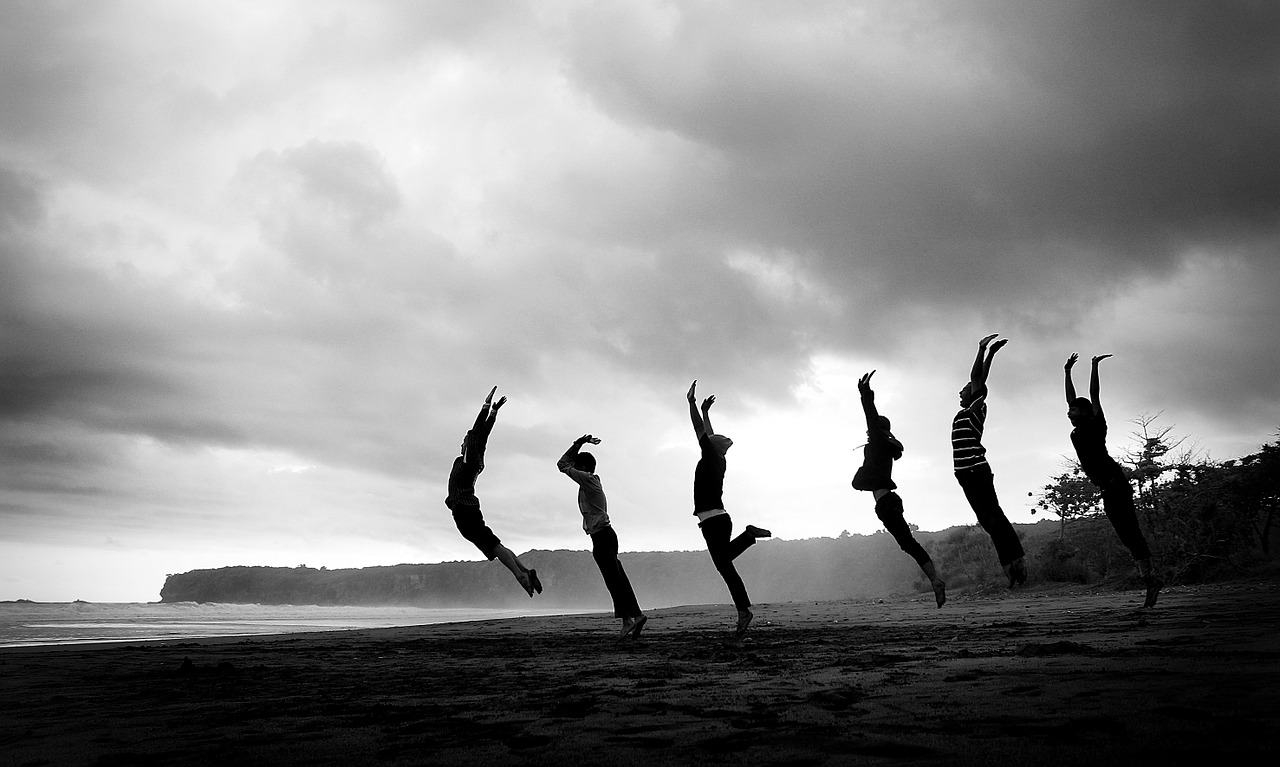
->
[875, 492, 932, 567]
[698, 514, 756, 611]
[1101, 479, 1152, 561]
[448, 501, 500, 561]
[955, 466, 1025, 566]
[590, 526, 642, 619]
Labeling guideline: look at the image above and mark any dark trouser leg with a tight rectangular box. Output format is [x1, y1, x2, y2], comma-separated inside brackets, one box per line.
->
[1101, 481, 1152, 561]
[700, 514, 751, 611]
[591, 526, 642, 618]
[875, 492, 932, 567]
[956, 466, 1025, 566]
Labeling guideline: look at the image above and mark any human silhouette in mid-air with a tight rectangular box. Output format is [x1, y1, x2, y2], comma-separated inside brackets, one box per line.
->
[1065, 354, 1162, 607]
[445, 386, 541, 597]
[853, 371, 946, 608]
[558, 434, 648, 640]
[953, 334, 1027, 587]
[686, 380, 772, 636]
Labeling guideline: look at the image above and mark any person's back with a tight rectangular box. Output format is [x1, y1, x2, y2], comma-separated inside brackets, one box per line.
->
[1064, 354, 1161, 607]
[693, 432, 728, 514]
[1069, 409, 1125, 488]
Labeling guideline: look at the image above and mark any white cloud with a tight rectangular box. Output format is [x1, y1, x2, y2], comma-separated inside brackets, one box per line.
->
[1, 1, 1277, 600]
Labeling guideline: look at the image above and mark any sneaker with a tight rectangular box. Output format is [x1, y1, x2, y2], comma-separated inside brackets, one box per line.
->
[528, 569, 543, 594]
[735, 609, 754, 637]
[1142, 576, 1163, 608]
[744, 525, 772, 539]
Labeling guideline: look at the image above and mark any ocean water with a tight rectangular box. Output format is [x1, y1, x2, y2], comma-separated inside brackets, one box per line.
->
[0, 602, 593, 648]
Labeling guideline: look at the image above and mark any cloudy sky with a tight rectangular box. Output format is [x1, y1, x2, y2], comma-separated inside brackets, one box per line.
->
[2, 1, 1277, 602]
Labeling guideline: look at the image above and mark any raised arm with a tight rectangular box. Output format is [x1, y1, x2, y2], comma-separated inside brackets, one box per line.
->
[976, 335, 1007, 389]
[700, 394, 717, 436]
[1064, 354, 1079, 405]
[687, 380, 707, 438]
[970, 334, 998, 387]
[858, 371, 880, 429]
[1090, 355, 1112, 416]
[470, 386, 498, 431]
[558, 434, 601, 482]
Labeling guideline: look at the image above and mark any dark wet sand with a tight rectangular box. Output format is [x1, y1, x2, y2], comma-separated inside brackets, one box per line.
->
[2, 579, 1278, 766]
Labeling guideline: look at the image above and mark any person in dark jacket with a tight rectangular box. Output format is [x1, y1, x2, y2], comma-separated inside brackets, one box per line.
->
[852, 371, 945, 607]
[445, 386, 541, 597]
[687, 380, 772, 636]
[1065, 354, 1162, 607]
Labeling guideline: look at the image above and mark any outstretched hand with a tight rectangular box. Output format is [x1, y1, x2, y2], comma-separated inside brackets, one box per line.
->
[701, 395, 716, 411]
[858, 370, 875, 393]
[686, 380, 697, 403]
[1065, 353, 1079, 371]
[484, 385, 497, 405]
[990, 338, 1009, 353]
[492, 395, 507, 410]
[1092, 354, 1113, 365]
[979, 333, 999, 349]
[577, 434, 601, 445]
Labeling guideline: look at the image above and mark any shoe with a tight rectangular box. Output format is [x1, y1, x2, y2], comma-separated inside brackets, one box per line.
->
[528, 569, 543, 594]
[735, 610, 753, 637]
[745, 525, 772, 539]
[932, 580, 946, 609]
[1142, 576, 1162, 608]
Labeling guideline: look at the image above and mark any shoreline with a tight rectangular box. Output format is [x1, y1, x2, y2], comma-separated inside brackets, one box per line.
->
[2, 579, 1277, 765]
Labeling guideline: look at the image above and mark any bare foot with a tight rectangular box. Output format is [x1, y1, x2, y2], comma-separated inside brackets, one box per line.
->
[932, 580, 947, 608]
[621, 615, 647, 641]
[1143, 577, 1163, 608]
[735, 609, 753, 637]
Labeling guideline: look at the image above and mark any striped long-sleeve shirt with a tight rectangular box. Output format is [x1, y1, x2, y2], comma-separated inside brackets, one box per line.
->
[951, 395, 989, 472]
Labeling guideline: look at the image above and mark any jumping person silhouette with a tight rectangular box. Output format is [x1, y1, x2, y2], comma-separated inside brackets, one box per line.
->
[558, 434, 648, 640]
[686, 380, 771, 636]
[853, 371, 946, 607]
[953, 334, 1027, 587]
[1065, 354, 1162, 608]
[444, 386, 541, 597]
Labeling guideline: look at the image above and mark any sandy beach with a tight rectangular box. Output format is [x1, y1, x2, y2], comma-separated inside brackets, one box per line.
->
[3, 579, 1278, 766]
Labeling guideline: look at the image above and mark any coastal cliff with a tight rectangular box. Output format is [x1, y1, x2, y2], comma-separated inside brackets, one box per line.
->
[160, 523, 1059, 608]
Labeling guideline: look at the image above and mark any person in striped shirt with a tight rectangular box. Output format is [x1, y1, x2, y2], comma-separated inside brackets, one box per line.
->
[953, 334, 1026, 587]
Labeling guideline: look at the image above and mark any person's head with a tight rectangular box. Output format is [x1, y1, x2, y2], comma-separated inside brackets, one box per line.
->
[573, 451, 597, 473]
[709, 433, 733, 456]
[1067, 397, 1093, 427]
[959, 382, 986, 407]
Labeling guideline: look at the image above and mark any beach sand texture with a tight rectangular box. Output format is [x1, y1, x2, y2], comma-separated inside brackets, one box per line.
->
[2, 580, 1278, 766]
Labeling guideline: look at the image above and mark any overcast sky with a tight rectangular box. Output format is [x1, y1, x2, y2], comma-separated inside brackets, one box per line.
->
[2, 1, 1277, 602]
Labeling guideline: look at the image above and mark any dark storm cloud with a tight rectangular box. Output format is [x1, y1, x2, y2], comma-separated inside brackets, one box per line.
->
[561, 1, 1280, 325]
